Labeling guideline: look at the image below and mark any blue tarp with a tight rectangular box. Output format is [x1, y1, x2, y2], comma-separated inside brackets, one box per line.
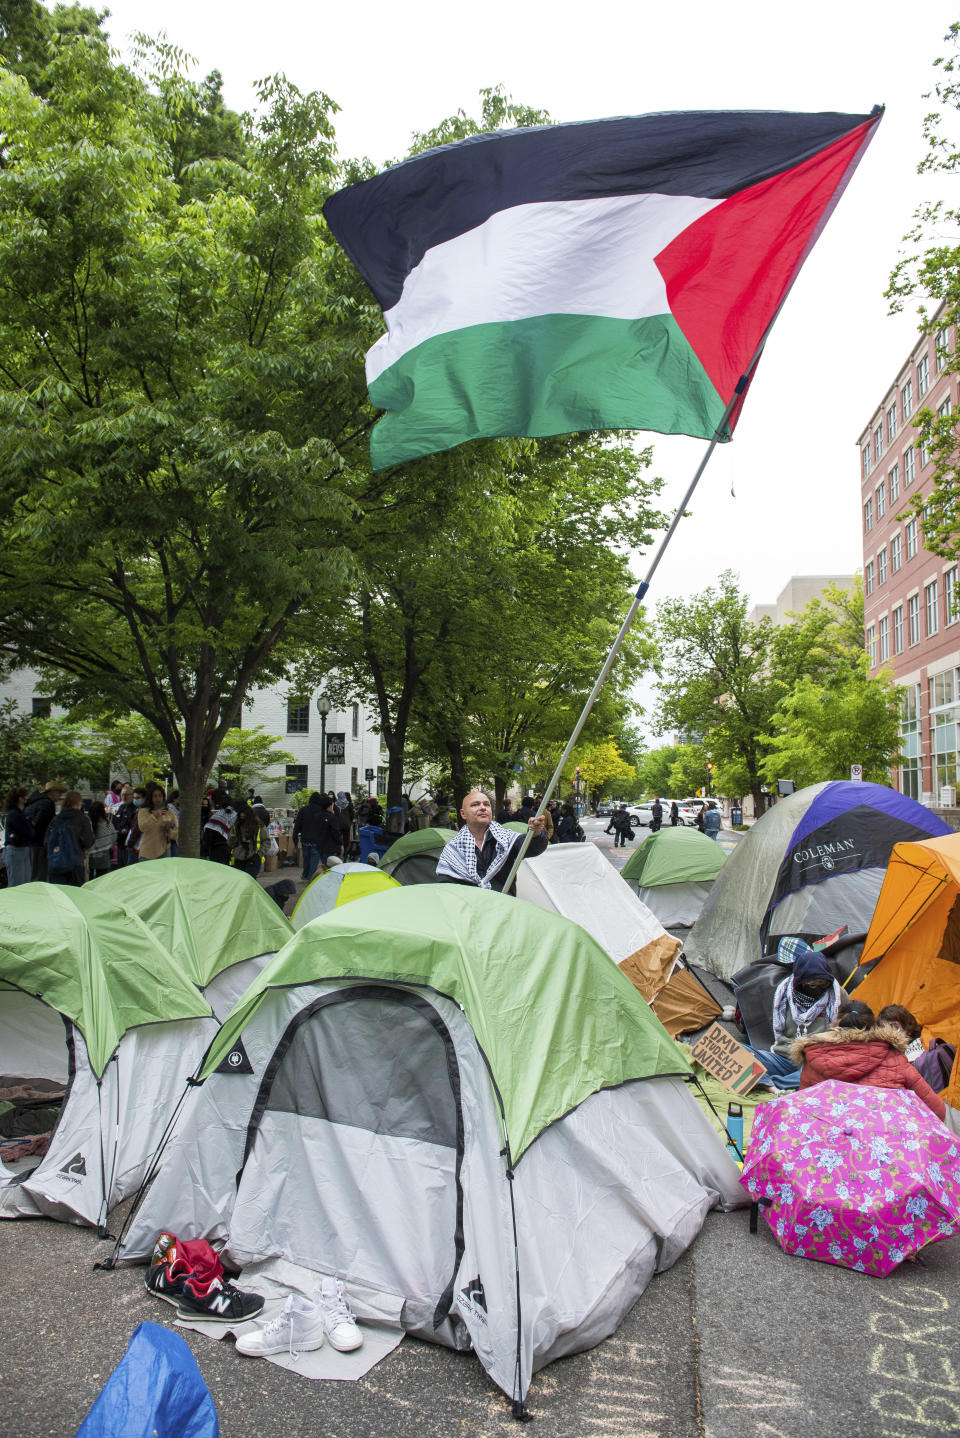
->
[75, 1322, 218, 1438]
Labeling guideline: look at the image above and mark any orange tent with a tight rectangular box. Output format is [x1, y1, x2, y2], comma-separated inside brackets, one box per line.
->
[856, 832, 960, 1106]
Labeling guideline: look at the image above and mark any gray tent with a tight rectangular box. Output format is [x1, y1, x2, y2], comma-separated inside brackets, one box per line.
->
[120, 887, 741, 1410]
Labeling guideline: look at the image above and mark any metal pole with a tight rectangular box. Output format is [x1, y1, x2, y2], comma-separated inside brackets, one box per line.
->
[500, 378, 748, 896]
[320, 713, 327, 794]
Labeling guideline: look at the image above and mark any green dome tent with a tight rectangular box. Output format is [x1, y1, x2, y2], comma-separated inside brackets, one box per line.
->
[0, 864, 291, 1228]
[380, 826, 451, 885]
[122, 886, 741, 1408]
[620, 827, 727, 927]
[291, 861, 400, 929]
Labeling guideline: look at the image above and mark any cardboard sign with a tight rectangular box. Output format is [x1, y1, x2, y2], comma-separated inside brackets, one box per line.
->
[689, 1023, 767, 1095]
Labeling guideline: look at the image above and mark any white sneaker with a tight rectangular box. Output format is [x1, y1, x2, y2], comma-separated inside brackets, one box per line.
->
[235, 1293, 326, 1358]
[316, 1276, 363, 1352]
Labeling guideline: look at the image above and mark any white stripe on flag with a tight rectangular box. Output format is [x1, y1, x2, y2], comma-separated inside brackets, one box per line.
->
[366, 191, 721, 385]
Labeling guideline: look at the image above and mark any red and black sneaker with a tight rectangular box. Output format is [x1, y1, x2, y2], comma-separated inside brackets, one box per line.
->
[144, 1252, 193, 1307]
[177, 1274, 264, 1325]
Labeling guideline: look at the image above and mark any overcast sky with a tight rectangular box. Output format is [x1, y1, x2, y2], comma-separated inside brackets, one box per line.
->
[95, 1, 956, 729]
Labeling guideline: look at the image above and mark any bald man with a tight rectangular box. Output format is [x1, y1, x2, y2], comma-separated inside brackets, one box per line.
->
[436, 789, 547, 895]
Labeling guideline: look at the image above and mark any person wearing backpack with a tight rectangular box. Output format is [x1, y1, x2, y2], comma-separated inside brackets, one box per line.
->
[46, 791, 93, 886]
[24, 779, 66, 879]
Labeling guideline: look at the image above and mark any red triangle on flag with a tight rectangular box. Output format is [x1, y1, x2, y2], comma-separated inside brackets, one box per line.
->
[655, 117, 877, 427]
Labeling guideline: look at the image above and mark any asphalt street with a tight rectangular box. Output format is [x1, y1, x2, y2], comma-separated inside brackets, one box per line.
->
[3, 821, 958, 1438]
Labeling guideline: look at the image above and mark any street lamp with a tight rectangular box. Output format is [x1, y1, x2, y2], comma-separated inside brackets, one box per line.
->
[316, 693, 332, 794]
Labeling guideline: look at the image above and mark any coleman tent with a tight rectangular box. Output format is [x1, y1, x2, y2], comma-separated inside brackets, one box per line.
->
[685, 782, 951, 981]
[119, 886, 741, 1410]
[0, 864, 291, 1227]
[620, 827, 727, 928]
[854, 833, 960, 1108]
[380, 827, 450, 885]
[516, 841, 681, 997]
[291, 862, 400, 929]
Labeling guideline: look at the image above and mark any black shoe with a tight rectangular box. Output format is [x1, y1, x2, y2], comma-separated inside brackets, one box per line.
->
[144, 1256, 191, 1307]
[177, 1274, 265, 1324]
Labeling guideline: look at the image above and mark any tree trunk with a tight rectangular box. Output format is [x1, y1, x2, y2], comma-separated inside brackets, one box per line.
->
[447, 739, 469, 813]
[175, 762, 207, 860]
[493, 774, 507, 810]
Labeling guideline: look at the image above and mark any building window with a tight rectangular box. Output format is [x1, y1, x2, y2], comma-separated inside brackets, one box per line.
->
[927, 580, 940, 637]
[918, 353, 930, 397]
[350, 766, 358, 791]
[947, 567, 958, 626]
[874, 424, 884, 460]
[286, 700, 310, 734]
[878, 614, 890, 661]
[31, 697, 52, 717]
[376, 766, 388, 793]
[908, 593, 920, 644]
[901, 683, 921, 799]
[866, 625, 877, 666]
[862, 442, 871, 477]
[888, 464, 899, 503]
[890, 533, 902, 573]
[864, 497, 874, 532]
[877, 548, 888, 585]
[351, 703, 360, 739]
[920, 434, 932, 467]
[865, 560, 874, 595]
[285, 763, 308, 788]
[875, 484, 885, 520]
[936, 328, 950, 372]
[938, 396, 953, 421]
[902, 379, 913, 422]
[893, 605, 904, 654]
[903, 446, 915, 486]
[906, 517, 918, 559]
[887, 403, 897, 442]
[929, 669, 959, 799]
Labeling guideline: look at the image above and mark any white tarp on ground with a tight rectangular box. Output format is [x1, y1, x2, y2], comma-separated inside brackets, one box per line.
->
[516, 842, 680, 968]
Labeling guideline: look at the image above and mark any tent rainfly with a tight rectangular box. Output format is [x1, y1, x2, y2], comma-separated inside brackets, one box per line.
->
[291, 862, 400, 930]
[0, 862, 292, 1227]
[119, 886, 741, 1410]
[620, 827, 727, 927]
[685, 782, 951, 981]
[380, 827, 450, 885]
[516, 841, 681, 997]
[855, 833, 960, 1109]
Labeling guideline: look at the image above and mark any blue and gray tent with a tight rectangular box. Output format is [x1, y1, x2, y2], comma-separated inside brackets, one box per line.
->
[686, 782, 952, 982]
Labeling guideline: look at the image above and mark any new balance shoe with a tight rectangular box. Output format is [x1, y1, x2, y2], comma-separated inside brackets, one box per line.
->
[235, 1293, 326, 1358]
[316, 1276, 363, 1352]
[177, 1274, 264, 1325]
[144, 1253, 192, 1307]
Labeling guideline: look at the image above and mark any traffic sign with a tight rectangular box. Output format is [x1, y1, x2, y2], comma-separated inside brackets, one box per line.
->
[850, 764, 863, 782]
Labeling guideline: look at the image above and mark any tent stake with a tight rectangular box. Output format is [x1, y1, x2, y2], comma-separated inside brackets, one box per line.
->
[500, 377, 747, 896]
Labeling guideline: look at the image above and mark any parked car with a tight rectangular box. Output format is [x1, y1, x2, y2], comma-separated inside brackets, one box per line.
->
[596, 802, 615, 817]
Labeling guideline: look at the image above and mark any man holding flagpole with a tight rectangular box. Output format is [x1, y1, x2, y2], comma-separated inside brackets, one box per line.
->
[436, 790, 546, 896]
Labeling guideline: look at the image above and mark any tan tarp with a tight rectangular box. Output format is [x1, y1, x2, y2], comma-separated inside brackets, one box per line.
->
[652, 969, 722, 1038]
[619, 934, 683, 1002]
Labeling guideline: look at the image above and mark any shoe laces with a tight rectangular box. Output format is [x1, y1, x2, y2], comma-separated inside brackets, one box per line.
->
[319, 1279, 353, 1327]
[260, 1295, 302, 1359]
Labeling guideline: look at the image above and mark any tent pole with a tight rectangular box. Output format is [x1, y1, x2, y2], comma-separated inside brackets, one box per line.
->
[500, 377, 747, 896]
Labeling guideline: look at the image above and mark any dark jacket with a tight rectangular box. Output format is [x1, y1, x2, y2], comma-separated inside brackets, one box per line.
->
[293, 801, 340, 857]
[23, 791, 55, 846]
[3, 808, 34, 847]
[556, 814, 578, 843]
[49, 805, 95, 857]
[792, 1023, 947, 1120]
[438, 830, 548, 895]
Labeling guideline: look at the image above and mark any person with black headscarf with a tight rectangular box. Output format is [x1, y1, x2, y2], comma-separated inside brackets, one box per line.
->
[746, 938, 843, 1090]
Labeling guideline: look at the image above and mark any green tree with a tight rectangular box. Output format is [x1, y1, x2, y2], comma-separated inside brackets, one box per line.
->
[211, 725, 296, 794]
[634, 745, 678, 798]
[760, 659, 903, 787]
[654, 573, 867, 812]
[571, 738, 635, 806]
[667, 743, 712, 798]
[0, 34, 375, 852]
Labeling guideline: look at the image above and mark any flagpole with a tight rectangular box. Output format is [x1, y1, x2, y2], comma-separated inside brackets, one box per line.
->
[500, 373, 750, 896]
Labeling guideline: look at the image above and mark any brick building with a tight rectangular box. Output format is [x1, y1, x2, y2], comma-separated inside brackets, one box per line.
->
[860, 306, 960, 802]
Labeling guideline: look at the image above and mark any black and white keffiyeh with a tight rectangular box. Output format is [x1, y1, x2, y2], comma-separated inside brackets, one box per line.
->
[436, 821, 515, 889]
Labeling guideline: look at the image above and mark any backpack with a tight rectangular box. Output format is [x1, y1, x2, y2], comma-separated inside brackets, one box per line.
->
[574, 823, 586, 842]
[46, 815, 78, 874]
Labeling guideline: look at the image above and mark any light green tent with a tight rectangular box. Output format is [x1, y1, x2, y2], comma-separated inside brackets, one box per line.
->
[621, 827, 726, 927]
[380, 826, 451, 885]
[124, 885, 741, 1408]
[291, 861, 400, 929]
[0, 863, 292, 1228]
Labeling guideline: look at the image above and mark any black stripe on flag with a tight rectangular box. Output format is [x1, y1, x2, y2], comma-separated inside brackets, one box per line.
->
[324, 109, 875, 311]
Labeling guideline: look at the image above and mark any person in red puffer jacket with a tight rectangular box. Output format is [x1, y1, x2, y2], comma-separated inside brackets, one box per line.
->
[791, 1001, 947, 1121]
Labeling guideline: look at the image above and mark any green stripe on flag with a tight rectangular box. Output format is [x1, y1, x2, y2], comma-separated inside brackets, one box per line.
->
[368, 312, 728, 469]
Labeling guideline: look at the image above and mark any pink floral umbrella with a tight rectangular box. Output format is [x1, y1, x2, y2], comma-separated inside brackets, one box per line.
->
[741, 1080, 960, 1277]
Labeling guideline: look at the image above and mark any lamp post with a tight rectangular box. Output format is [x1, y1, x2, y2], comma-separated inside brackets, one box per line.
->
[316, 693, 332, 794]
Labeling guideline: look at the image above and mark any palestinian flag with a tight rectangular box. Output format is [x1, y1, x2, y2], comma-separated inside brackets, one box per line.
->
[324, 109, 881, 471]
